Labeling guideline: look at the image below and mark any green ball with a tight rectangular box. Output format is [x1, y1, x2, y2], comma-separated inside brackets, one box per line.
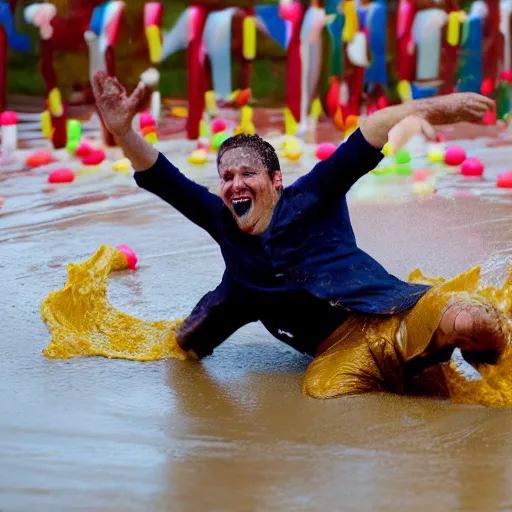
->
[371, 166, 393, 176]
[395, 148, 412, 165]
[212, 131, 230, 151]
[394, 164, 413, 176]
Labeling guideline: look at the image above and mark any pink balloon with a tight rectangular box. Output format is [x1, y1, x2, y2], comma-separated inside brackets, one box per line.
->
[116, 245, 138, 270]
[0, 111, 17, 125]
[315, 143, 337, 161]
[48, 168, 75, 183]
[75, 142, 93, 158]
[140, 112, 156, 130]
[413, 169, 433, 182]
[444, 146, 466, 166]
[211, 118, 228, 134]
[82, 150, 106, 166]
[461, 157, 484, 177]
[497, 171, 512, 188]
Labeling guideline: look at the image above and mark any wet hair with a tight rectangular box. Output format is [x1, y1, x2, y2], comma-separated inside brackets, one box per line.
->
[217, 134, 281, 177]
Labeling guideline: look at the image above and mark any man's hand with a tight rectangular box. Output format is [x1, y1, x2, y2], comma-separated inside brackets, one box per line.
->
[91, 71, 148, 138]
[386, 115, 436, 153]
[417, 92, 495, 125]
[361, 92, 495, 149]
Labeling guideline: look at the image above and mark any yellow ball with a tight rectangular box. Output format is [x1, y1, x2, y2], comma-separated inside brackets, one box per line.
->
[113, 158, 131, 172]
[428, 150, 444, 163]
[188, 149, 208, 165]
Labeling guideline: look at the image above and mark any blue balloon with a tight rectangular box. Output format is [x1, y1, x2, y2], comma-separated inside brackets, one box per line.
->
[0, 1, 30, 52]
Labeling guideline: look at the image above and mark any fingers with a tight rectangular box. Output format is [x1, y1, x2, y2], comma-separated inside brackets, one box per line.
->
[127, 81, 148, 112]
[421, 120, 436, 141]
[91, 70, 107, 100]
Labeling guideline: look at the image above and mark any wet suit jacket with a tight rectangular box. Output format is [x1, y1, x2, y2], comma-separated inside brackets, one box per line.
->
[134, 129, 430, 358]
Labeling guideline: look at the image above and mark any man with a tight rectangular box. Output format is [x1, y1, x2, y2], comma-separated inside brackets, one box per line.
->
[92, 71, 507, 398]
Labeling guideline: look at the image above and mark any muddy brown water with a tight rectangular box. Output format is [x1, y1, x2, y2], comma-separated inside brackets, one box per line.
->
[2, 130, 512, 511]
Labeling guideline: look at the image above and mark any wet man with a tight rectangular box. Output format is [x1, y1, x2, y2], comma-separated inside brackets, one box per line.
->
[92, 71, 508, 398]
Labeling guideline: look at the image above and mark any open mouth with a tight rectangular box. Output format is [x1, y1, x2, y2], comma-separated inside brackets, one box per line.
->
[232, 198, 252, 217]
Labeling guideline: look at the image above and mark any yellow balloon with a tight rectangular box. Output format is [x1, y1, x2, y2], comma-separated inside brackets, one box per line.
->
[205, 90, 217, 115]
[342, 0, 359, 42]
[310, 98, 323, 118]
[41, 110, 52, 139]
[397, 80, 412, 102]
[243, 16, 256, 60]
[447, 12, 460, 47]
[284, 107, 298, 136]
[48, 88, 63, 117]
[145, 25, 162, 64]
[144, 132, 158, 145]
[188, 149, 208, 165]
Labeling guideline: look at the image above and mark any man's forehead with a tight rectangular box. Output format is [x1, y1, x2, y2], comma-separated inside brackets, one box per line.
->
[218, 146, 266, 170]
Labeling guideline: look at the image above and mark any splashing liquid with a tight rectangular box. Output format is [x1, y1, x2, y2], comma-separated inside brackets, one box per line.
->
[41, 247, 512, 406]
[41, 245, 188, 362]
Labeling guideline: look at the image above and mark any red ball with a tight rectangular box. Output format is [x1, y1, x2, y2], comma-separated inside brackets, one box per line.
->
[481, 78, 494, 96]
[139, 112, 155, 130]
[497, 171, 512, 188]
[75, 142, 93, 157]
[444, 146, 466, 166]
[483, 110, 497, 125]
[461, 157, 484, 177]
[377, 96, 388, 110]
[315, 142, 337, 161]
[48, 168, 75, 183]
[82, 149, 106, 166]
[0, 111, 17, 125]
[211, 118, 228, 134]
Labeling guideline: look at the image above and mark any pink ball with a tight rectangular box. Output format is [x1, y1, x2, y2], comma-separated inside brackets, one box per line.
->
[140, 112, 155, 130]
[413, 169, 432, 182]
[211, 118, 228, 134]
[497, 171, 512, 188]
[0, 111, 17, 125]
[315, 142, 337, 161]
[116, 245, 138, 270]
[461, 157, 484, 177]
[48, 168, 75, 183]
[75, 142, 93, 157]
[444, 146, 466, 166]
[82, 149, 105, 166]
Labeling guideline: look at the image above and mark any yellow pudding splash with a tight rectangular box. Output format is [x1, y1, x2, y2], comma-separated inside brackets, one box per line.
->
[41, 245, 188, 362]
[41, 246, 512, 407]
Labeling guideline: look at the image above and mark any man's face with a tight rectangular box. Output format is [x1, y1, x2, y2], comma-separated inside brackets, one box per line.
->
[218, 146, 282, 235]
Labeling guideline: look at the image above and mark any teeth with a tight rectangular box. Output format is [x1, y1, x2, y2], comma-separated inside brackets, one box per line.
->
[232, 198, 252, 217]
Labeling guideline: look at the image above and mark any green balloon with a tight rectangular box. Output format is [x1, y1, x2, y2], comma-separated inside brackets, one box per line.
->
[395, 149, 412, 165]
[394, 164, 413, 176]
[199, 120, 210, 138]
[66, 141, 79, 153]
[66, 119, 81, 142]
[212, 131, 230, 150]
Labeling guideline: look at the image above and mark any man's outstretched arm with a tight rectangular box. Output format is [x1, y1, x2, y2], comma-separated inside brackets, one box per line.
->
[92, 71, 223, 240]
[294, 93, 495, 202]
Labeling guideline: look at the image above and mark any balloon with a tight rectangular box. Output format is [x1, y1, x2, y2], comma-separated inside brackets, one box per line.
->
[461, 157, 484, 176]
[342, 0, 358, 42]
[243, 16, 256, 60]
[48, 87, 63, 117]
[211, 131, 230, 151]
[445, 146, 466, 166]
[145, 25, 162, 64]
[48, 168, 75, 183]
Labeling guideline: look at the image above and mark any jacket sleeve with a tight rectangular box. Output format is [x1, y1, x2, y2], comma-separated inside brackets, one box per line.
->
[290, 128, 384, 201]
[134, 152, 224, 241]
[176, 281, 258, 358]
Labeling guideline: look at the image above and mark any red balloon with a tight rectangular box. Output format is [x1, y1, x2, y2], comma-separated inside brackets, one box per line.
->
[48, 168, 75, 183]
[82, 150, 106, 166]
[497, 171, 512, 188]
[444, 146, 466, 166]
[315, 143, 337, 161]
[211, 118, 228, 134]
[481, 78, 494, 96]
[461, 157, 484, 177]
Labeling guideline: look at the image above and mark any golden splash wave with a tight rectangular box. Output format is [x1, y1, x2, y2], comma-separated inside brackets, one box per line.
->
[409, 268, 512, 407]
[41, 246, 512, 406]
[41, 245, 188, 361]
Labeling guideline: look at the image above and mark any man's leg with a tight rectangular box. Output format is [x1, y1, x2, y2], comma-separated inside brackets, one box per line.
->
[304, 317, 392, 398]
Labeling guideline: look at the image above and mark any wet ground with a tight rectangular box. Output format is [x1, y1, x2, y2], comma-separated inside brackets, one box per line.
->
[3, 121, 512, 511]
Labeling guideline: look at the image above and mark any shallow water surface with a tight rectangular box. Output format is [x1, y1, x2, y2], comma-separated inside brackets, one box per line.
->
[2, 134, 512, 511]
